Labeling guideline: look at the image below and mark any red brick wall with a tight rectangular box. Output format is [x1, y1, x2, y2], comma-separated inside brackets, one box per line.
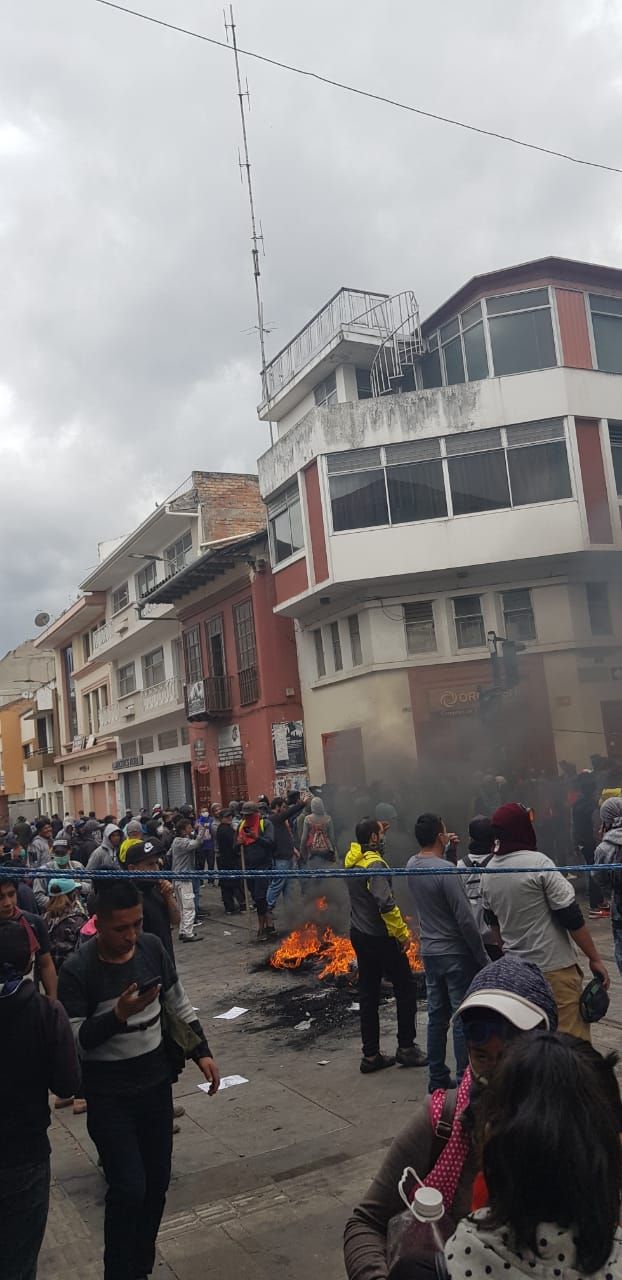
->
[193, 471, 266, 545]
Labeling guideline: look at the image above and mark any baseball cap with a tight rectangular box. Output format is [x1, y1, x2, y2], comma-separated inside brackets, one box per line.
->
[455, 954, 558, 1032]
[49, 878, 79, 895]
[52, 836, 70, 852]
[125, 840, 163, 866]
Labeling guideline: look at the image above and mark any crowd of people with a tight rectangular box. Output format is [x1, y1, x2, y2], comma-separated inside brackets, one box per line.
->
[3, 758, 622, 1278]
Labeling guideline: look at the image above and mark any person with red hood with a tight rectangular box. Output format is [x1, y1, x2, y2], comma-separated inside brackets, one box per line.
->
[481, 802, 609, 1040]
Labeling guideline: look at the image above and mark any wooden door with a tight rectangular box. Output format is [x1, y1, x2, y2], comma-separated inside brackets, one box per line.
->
[219, 761, 248, 804]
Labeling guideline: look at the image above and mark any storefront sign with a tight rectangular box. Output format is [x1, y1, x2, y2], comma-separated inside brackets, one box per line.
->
[428, 687, 479, 717]
[112, 755, 144, 772]
[272, 720, 306, 770]
[186, 680, 206, 719]
[218, 724, 243, 765]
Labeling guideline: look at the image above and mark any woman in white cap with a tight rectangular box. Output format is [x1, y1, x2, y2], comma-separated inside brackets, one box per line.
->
[344, 955, 558, 1280]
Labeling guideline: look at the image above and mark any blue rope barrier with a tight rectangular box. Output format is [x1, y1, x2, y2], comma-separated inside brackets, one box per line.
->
[0, 863, 616, 881]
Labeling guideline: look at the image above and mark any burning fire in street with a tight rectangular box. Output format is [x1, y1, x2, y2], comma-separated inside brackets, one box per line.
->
[269, 898, 423, 978]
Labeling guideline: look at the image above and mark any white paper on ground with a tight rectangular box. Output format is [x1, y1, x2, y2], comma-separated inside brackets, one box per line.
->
[198, 1074, 249, 1093]
[214, 1006, 248, 1021]
[317, 1060, 330, 1066]
[348, 1003, 360, 1012]
[223, 930, 232, 936]
[295, 1019, 313, 1030]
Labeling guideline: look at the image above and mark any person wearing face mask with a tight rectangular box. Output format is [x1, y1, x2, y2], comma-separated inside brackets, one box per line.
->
[406, 814, 490, 1095]
[33, 837, 89, 912]
[343, 955, 557, 1280]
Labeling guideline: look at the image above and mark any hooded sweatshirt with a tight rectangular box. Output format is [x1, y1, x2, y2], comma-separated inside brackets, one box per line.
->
[33, 854, 88, 911]
[344, 842, 409, 942]
[85, 824, 121, 873]
[0, 978, 80, 1167]
[595, 798, 622, 926]
[444, 1214, 622, 1280]
[300, 798, 336, 860]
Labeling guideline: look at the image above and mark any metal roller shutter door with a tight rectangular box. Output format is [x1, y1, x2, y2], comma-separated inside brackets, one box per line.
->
[165, 764, 186, 809]
[126, 771, 141, 813]
[144, 769, 160, 811]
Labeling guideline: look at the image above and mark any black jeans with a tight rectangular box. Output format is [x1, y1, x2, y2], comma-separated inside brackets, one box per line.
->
[579, 842, 606, 910]
[0, 1158, 50, 1280]
[350, 927, 418, 1058]
[87, 1081, 173, 1279]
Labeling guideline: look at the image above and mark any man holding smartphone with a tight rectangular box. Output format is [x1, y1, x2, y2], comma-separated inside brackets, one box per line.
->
[58, 880, 220, 1280]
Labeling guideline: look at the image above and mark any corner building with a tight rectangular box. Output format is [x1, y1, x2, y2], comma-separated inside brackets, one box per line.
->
[256, 259, 622, 787]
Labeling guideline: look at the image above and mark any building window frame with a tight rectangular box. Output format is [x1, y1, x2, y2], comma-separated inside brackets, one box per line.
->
[142, 646, 166, 690]
[313, 370, 338, 407]
[330, 621, 343, 672]
[267, 481, 305, 567]
[420, 286, 558, 389]
[586, 581, 613, 636]
[183, 625, 203, 685]
[111, 582, 129, 616]
[404, 601, 437, 654]
[348, 614, 363, 666]
[313, 628, 326, 679]
[501, 588, 537, 642]
[118, 661, 137, 698]
[135, 560, 158, 599]
[164, 529, 193, 577]
[453, 594, 486, 650]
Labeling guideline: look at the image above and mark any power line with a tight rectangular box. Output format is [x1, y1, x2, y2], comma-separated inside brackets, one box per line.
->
[90, 0, 622, 175]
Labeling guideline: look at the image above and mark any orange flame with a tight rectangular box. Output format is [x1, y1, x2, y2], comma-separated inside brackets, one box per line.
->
[316, 896, 328, 911]
[270, 924, 423, 976]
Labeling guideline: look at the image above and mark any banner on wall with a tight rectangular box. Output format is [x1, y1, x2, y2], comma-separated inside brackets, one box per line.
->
[272, 720, 306, 770]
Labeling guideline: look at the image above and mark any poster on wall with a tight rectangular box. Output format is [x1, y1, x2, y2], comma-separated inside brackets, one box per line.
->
[186, 680, 206, 719]
[272, 720, 306, 771]
[273, 772, 309, 798]
[218, 723, 243, 765]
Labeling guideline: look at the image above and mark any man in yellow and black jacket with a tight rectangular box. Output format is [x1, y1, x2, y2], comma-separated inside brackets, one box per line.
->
[345, 817, 428, 1075]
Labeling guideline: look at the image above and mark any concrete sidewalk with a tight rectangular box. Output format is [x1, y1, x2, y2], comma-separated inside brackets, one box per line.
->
[38, 895, 621, 1279]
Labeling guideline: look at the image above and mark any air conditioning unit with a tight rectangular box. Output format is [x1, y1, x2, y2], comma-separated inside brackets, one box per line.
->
[123, 703, 135, 717]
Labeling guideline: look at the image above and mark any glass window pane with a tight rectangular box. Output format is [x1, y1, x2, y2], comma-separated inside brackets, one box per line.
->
[404, 602, 436, 654]
[454, 594, 482, 618]
[386, 460, 447, 524]
[589, 293, 622, 318]
[503, 590, 536, 641]
[443, 336, 465, 385]
[507, 441, 571, 505]
[587, 582, 612, 635]
[489, 309, 556, 375]
[330, 621, 343, 671]
[463, 321, 489, 380]
[486, 288, 550, 315]
[610, 444, 622, 496]
[448, 451, 510, 515]
[348, 615, 363, 666]
[420, 347, 442, 388]
[314, 629, 326, 678]
[356, 367, 372, 400]
[440, 317, 460, 342]
[329, 471, 389, 531]
[461, 301, 483, 328]
[271, 509, 293, 562]
[456, 616, 486, 648]
[289, 497, 304, 552]
[592, 313, 622, 374]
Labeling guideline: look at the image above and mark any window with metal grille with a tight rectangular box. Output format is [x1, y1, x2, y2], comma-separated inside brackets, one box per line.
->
[142, 647, 165, 689]
[586, 582, 612, 636]
[118, 662, 136, 698]
[138, 736, 154, 755]
[111, 582, 129, 615]
[164, 529, 193, 576]
[158, 729, 179, 751]
[609, 423, 622, 495]
[267, 483, 304, 564]
[330, 621, 343, 671]
[502, 589, 536, 642]
[314, 629, 326, 679]
[453, 596, 485, 649]
[590, 294, 622, 375]
[348, 615, 363, 666]
[183, 626, 203, 684]
[404, 602, 436, 654]
[205, 615, 226, 676]
[121, 739, 137, 759]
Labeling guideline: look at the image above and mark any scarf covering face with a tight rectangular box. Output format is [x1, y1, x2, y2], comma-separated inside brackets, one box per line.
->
[238, 813, 262, 845]
[491, 803, 537, 855]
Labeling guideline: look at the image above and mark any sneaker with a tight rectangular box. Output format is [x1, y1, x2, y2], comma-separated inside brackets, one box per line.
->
[396, 1045, 429, 1069]
[589, 907, 611, 919]
[180, 935, 202, 943]
[360, 1053, 396, 1075]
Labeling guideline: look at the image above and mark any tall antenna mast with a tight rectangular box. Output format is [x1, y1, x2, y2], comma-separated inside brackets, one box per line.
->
[225, 5, 274, 443]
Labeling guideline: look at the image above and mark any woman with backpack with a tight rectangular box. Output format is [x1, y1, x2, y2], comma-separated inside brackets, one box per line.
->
[343, 955, 558, 1280]
[44, 878, 87, 1116]
[300, 796, 336, 867]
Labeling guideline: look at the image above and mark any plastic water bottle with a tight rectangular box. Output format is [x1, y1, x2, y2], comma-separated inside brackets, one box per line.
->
[387, 1178, 454, 1276]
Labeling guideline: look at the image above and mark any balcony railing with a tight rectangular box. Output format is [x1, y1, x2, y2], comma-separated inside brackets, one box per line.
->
[238, 665, 259, 706]
[262, 288, 391, 403]
[98, 677, 184, 732]
[92, 621, 114, 652]
[25, 748, 55, 771]
[184, 675, 233, 720]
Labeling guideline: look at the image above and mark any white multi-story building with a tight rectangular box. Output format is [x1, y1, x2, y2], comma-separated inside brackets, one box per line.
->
[35, 471, 267, 816]
[256, 258, 622, 787]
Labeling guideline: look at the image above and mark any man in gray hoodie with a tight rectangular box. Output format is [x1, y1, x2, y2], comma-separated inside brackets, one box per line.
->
[170, 819, 203, 943]
[595, 796, 622, 976]
[85, 824, 122, 873]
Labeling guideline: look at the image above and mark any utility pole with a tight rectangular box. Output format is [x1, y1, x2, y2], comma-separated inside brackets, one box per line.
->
[225, 6, 275, 444]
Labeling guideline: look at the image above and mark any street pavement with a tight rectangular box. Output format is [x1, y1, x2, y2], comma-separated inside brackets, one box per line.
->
[39, 884, 622, 1279]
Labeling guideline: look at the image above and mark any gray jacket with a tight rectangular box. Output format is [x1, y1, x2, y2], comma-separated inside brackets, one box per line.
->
[86, 823, 121, 873]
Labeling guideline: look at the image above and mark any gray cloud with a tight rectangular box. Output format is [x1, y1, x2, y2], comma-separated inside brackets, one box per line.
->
[1, 0, 621, 648]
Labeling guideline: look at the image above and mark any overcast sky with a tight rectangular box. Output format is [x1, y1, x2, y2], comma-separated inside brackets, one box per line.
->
[1, 0, 621, 651]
